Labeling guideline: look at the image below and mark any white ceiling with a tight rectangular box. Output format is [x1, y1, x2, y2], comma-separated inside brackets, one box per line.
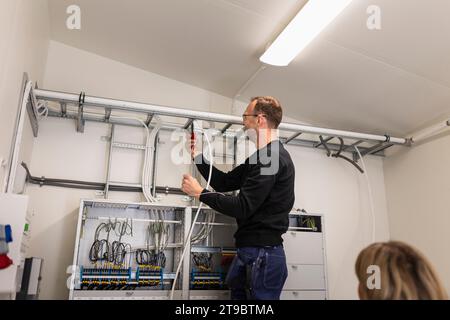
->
[48, 0, 450, 136]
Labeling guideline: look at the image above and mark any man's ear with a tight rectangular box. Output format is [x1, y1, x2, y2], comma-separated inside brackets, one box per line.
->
[257, 115, 264, 127]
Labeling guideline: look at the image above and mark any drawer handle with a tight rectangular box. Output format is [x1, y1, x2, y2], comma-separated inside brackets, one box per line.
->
[293, 291, 299, 296]
[291, 265, 298, 270]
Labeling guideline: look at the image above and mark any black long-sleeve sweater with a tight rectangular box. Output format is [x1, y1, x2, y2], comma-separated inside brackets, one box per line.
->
[196, 140, 295, 247]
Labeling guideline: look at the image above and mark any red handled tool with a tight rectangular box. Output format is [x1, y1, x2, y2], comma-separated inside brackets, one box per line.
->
[190, 125, 196, 156]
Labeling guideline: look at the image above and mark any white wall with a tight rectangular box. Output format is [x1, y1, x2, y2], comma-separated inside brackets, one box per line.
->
[0, 0, 49, 191]
[25, 41, 390, 299]
[286, 145, 390, 299]
[0, 0, 49, 300]
[384, 133, 450, 295]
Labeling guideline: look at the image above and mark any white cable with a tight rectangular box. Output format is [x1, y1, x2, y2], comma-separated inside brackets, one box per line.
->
[141, 117, 160, 203]
[170, 129, 214, 300]
[114, 116, 169, 257]
[147, 119, 162, 201]
[106, 117, 167, 263]
[114, 116, 161, 203]
[143, 120, 155, 202]
[354, 146, 376, 243]
[191, 210, 216, 244]
[115, 116, 152, 201]
[110, 117, 168, 265]
[142, 121, 152, 202]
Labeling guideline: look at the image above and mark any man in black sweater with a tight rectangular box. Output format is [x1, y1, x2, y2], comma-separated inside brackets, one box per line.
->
[181, 96, 295, 300]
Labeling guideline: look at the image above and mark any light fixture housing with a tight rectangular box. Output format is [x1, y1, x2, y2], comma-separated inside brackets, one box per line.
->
[260, 0, 353, 66]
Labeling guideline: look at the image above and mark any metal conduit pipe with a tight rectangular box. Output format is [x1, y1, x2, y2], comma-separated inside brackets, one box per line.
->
[34, 88, 408, 145]
[21, 163, 185, 195]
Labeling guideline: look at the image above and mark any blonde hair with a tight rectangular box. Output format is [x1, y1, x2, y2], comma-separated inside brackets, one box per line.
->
[355, 241, 448, 300]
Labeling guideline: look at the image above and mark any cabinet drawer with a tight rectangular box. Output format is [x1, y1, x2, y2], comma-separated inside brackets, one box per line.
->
[282, 231, 324, 265]
[283, 264, 326, 290]
[281, 290, 327, 300]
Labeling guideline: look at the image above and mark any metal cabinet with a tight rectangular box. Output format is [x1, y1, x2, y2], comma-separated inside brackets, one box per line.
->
[281, 213, 328, 299]
[70, 199, 236, 300]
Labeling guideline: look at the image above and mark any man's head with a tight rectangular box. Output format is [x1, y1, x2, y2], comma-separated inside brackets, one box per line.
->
[242, 96, 283, 132]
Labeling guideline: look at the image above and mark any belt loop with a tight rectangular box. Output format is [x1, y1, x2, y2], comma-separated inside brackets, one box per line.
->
[258, 247, 265, 259]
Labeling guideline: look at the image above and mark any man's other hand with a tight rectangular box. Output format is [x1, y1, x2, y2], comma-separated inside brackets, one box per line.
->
[181, 174, 203, 199]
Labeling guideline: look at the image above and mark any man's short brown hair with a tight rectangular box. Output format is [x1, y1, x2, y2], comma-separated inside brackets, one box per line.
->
[250, 96, 283, 129]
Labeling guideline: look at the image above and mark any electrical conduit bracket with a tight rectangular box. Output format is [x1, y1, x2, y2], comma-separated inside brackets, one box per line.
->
[318, 135, 332, 157]
[77, 91, 86, 133]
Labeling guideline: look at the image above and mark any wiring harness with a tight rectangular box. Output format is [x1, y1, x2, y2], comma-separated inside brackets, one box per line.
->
[88, 218, 133, 267]
[192, 253, 213, 272]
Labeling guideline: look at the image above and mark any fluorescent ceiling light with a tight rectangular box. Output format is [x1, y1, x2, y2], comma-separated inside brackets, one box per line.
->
[260, 0, 353, 66]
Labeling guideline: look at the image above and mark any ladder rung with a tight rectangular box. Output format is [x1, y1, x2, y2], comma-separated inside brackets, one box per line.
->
[60, 102, 67, 117]
[105, 108, 112, 122]
[360, 142, 388, 157]
[221, 123, 232, 134]
[184, 119, 194, 129]
[341, 140, 363, 153]
[145, 114, 154, 126]
[284, 132, 302, 144]
[314, 136, 334, 148]
[112, 142, 146, 150]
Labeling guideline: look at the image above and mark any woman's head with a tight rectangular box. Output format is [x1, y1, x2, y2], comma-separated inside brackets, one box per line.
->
[355, 241, 447, 300]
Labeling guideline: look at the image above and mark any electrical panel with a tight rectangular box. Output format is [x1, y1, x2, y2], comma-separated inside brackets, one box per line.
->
[69, 199, 237, 300]
[70, 199, 327, 300]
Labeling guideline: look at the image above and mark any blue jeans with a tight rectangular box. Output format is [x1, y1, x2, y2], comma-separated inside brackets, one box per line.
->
[225, 245, 288, 300]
